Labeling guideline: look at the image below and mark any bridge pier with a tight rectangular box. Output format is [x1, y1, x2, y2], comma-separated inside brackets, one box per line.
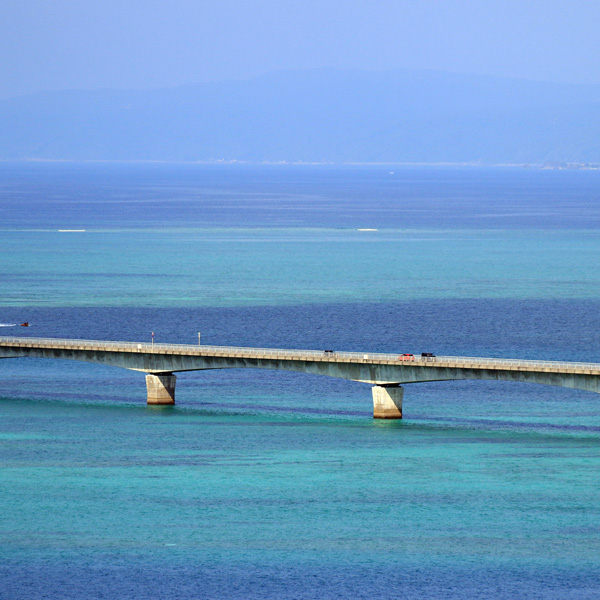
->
[372, 385, 403, 419]
[146, 373, 176, 405]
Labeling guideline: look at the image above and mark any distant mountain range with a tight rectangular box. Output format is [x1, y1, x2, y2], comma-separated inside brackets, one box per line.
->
[2, 68, 600, 164]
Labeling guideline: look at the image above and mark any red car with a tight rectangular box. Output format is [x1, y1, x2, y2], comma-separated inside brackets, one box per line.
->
[398, 353, 415, 361]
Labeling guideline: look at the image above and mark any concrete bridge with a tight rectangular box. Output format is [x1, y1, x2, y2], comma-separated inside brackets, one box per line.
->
[1, 336, 600, 418]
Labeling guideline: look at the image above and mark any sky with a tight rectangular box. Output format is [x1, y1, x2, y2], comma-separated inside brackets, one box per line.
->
[1, 0, 600, 99]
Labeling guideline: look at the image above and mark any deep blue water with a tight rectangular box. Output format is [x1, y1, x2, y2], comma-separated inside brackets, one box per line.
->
[1, 163, 600, 598]
[0, 162, 600, 230]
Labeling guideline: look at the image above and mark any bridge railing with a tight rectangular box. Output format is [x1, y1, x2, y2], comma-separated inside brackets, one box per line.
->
[1, 336, 600, 371]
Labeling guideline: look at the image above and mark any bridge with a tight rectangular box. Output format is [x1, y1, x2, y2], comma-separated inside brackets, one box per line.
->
[1, 336, 600, 418]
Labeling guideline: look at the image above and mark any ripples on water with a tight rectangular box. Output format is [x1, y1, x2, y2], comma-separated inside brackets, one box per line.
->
[1, 164, 600, 598]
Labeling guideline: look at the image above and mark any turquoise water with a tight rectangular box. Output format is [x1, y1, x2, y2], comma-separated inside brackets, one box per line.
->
[1, 164, 600, 598]
[3, 227, 600, 307]
[2, 399, 600, 599]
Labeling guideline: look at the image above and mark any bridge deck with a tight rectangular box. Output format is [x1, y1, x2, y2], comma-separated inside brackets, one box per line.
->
[1, 336, 599, 375]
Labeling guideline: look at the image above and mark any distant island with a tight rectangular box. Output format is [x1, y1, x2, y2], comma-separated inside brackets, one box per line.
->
[2, 68, 600, 165]
[540, 162, 600, 170]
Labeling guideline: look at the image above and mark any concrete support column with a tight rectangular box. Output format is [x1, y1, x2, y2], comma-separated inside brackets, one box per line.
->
[372, 385, 403, 419]
[146, 373, 176, 405]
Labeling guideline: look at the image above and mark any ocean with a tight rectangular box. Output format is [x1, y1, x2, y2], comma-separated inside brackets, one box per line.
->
[1, 162, 600, 598]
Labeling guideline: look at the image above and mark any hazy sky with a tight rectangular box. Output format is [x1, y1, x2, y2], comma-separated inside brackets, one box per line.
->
[2, 0, 600, 98]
